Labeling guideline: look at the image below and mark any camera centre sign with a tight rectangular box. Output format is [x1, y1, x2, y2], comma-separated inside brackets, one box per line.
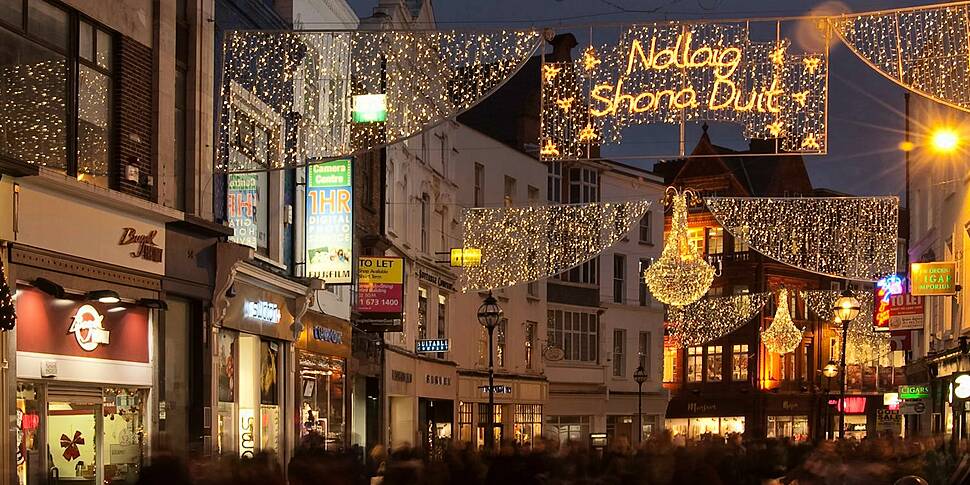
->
[540, 22, 827, 160]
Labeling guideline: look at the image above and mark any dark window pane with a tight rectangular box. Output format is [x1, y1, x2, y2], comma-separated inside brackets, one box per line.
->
[79, 20, 93, 62]
[0, 27, 67, 169]
[96, 28, 111, 70]
[27, 0, 66, 49]
[0, 0, 22, 29]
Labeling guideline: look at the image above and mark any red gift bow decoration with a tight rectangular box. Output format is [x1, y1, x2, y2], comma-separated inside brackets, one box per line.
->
[60, 431, 84, 461]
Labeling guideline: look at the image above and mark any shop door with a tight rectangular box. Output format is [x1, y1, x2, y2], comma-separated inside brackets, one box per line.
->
[46, 389, 101, 485]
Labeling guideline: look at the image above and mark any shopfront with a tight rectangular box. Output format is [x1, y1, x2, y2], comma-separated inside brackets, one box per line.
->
[664, 398, 748, 440]
[385, 348, 456, 449]
[214, 279, 294, 460]
[457, 372, 546, 448]
[296, 312, 351, 449]
[15, 286, 154, 485]
[765, 396, 812, 441]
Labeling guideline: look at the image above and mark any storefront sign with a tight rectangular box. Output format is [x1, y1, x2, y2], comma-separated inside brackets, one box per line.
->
[239, 408, 256, 458]
[15, 287, 149, 363]
[910, 262, 956, 296]
[305, 159, 353, 283]
[899, 399, 927, 414]
[899, 385, 929, 400]
[357, 257, 404, 314]
[391, 370, 412, 383]
[450, 248, 481, 267]
[312, 326, 342, 345]
[883, 392, 901, 410]
[887, 294, 925, 331]
[425, 374, 451, 386]
[118, 228, 163, 262]
[876, 409, 902, 432]
[297, 313, 351, 358]
[479, 385, 512, 394]
[415, 339, 449, 353]
[69, 305, 110, 352]
[227, 174, 263, 249]
[243, 300, 281, 324]
[418, 270, 454, 291]
[687, 402, 717, 414]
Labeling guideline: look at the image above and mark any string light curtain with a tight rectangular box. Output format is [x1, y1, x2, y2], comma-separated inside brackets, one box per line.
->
[803, 290, 890, 364]
[830, 3, 970, 113]
[760, 289, 804, 354]
[645, 188, 715, 306]
[667, 292, 772, 347]
[705, 196, 898, 282]
[459, 200, 651, 292]
[219, 29, 541, 172]
[540, 21, 828, 160]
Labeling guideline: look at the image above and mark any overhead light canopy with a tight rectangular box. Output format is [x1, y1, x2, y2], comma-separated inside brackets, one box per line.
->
[32, 278, 65, 299]
[86, 290, 121, 304]
[138, 298, 168, 310]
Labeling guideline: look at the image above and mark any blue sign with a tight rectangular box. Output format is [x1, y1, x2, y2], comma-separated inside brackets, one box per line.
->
[877, 274, 904, 303]
[415, 339, 449, 353]
[312, 326, 343, 345]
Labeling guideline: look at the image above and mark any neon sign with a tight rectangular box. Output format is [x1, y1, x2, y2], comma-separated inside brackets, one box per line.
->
[541, 22, 827, 160]
[876, 274, 904, 302]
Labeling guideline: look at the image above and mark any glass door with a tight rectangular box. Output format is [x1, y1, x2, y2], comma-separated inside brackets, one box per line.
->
[46, 400, 98, 484]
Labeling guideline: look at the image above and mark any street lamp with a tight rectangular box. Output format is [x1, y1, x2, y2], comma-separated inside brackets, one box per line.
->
[477, 292, 503, 450]
[822, 360, 838, 440]
[930, 128, 960, 154]
[832, 289, 861, 440]
[634, 365, 647, 445]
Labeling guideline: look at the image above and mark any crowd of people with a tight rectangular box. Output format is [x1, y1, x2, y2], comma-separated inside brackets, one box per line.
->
[135, 431, 963, 485]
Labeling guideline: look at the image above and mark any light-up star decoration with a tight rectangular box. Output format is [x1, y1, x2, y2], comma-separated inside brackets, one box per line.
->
[540, 21, 828, 161]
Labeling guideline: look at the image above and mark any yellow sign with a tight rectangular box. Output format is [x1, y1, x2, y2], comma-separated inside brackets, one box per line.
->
[910, 262, 956, 296]
[450, 248, 482, 267]
[358, 257, 403, 284]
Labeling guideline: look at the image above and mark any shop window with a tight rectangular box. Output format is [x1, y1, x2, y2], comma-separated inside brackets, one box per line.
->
[216, 330, 238, 456]
[548, 308, 598, 363]
[259, 339, 281, 454]
[417, 287, 428, 340]
[16, 383, 42, 484]
[666, 416, 746, 440]
[545, 415, 589, 444]
[496, 318, 507, 367]
[458, 402, 473, 443]
[767, 415, 809, 441]
[687, 346, 703, 382]
[606, 415, 634, 443]
[706, 345, 723, 382]
[612, 329, 626, 377]
[663, 346, 678, 382]
[732, 344, 749, 381]
[298, 353, 345, 448]
[477, 403, 502, 448]
[706, 228, 724, 255]
[513, 404, 542, 444]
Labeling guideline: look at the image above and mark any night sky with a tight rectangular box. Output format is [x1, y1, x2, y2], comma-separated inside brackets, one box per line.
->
[347, 0, 946, 199]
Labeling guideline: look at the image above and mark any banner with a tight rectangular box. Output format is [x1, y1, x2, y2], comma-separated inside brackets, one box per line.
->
[227, 174, 265, 249]
[305, 160, 353, 283]
[357, 257, 404, 314]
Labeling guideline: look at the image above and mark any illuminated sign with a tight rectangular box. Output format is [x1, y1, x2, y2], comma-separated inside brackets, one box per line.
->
[883, 392, 900, 410]
[479, 385, 512, 394]
[118, 228, 163, 262]
[306, 160, 353, 283]
[910, 262, 956, 296]
[877, 275, 904, 302]
[243, 301, 281, 324]
[352, 94, 387, 123]
[873, 276, 903, 332]
[828, 396, 867, 414]
[227, 174, 265, 249]
[899, 385, 929, 400]
[540, 22, 827, 161]
[312, 326, 343, 345]
[415, 339, 450, 353]
[951, 374, 970, 402]
[450, 248, 482, 267]
[68, 305, 110, 352]
[239, 408, 255, 458]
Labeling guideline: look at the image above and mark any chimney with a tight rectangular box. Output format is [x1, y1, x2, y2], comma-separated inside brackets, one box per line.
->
[548, 33, 578, 62]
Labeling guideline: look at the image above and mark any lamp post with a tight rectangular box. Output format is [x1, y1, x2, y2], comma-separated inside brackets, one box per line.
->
[832, 289, 861, 440]
[634, 365, 647, 445]
[477, 292, 503, 450]
[822, 360, 838, 440]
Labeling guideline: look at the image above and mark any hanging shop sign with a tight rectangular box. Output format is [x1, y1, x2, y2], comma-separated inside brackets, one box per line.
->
[873, 274, 905, 331]
[540, 22, 827, 161]
[352, 94, 387, 123]
[224, 281, 294, 340]
[950, 374, 970, 403]
[887, 293, 924, 331]
[910, 262, 956, 296]
[357, 257, 404, 314]
[15, 287, 149, 363]
[450, 248, 481, 267]
[305, 159, 353, 284]
[227, 174, 264, 250]
[415, 339, 450, 353]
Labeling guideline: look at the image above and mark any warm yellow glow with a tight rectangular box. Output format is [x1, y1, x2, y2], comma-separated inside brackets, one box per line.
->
[644, 188, 715, 306]
[930, 128, 959, 153]
[898, 140, 915, 152]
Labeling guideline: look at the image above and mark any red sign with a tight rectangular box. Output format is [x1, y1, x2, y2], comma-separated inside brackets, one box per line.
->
[15, 287, 149, 363]
[828, 396, 867, 414]
[873, 286, 891, 331]
[888, 294, 924, 331]
[356, 257, 404, 314]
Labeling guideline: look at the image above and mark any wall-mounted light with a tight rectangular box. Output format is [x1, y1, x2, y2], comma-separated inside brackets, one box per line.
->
[137, 298, 168, 310]
[86, 290, 120, 304]
[32, 278, 65, 299]
[107, 306, 127, 313]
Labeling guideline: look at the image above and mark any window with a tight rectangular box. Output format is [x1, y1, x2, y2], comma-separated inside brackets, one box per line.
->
[548, 309, 598, 363]
[420, 193, 430, 253]
[439, 133, 448, 178]
[663, 346, 678, 382]
[568, 167, 598, 203]
[733, 234, 749, 253]
[496, 318, 507, 367]
[706, 345, 723, 381]
[514, 404, 542, 444]
[639, 332, 651, 376]
[562, 258, 598, 285]
[732, 344, 749, 381]
[417, 287, 428, 340]
[639, 212, 653, 244]
[613, 254, 625, 303]
[474, 163, 484, 206]
[504, 175, 516, 206]
[525, 321, 537, 370]
[527, 280, 539, 298]
[437, 294, 447, 358]
[174, 4, 188, 210]
[706, 228, 724, 255]
[528, 185, 539, 203]
[639, 259, 651, 306]
[547, 162, 562, 202]
[687, 346, 703, 382]
[612, 329, 626, 377]
[545, 415, 589, 444]
[459, 402, 473, 443]
[0, 1, 114, 187]
[687, 228, 705, 255]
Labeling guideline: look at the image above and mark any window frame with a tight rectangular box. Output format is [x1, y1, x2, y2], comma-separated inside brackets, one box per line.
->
[687, 346, 703, 383]
[639, 212, 653, 244]
[612, 328, 626, 377]
[613, 253, 625, 304]
[706, 345, 723, 382]
[548, 308, 599, 363]
[732, 344, 749, 381]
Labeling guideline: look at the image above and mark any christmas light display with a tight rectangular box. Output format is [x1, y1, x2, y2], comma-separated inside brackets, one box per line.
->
[705, 196, 898, 282]
[0, 259, 14, 331]
[831, 3, 970, 113]
[803, 290, 890, 364]
[540, 21, 828, 160]
[667, 292, 772, 347]
[761, 289, 803, 354]
[459, 199, 651, 292]
[220, 29, 541, 172]
[645, 188, 715, 306]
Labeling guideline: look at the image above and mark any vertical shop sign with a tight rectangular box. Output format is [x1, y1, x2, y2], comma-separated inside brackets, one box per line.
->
[227, 174, 263, 249]
[306, 160, 353, 283]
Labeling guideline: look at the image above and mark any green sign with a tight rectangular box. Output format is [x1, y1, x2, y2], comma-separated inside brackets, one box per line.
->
[305, 159, 353, 284]
[910, 261, 956, 296]
[352, 94, 387, 123]
[899, 385, 929, 400]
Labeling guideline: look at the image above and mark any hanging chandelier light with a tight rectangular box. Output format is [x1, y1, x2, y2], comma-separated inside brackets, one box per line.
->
[761, 288, 803, 355]
[644, 187, 715, 307]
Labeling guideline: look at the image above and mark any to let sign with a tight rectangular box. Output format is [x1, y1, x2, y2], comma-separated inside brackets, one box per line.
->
[888, 294, 924, 331]
[357, 257, 404, 314]
[910, 262, 956, 296]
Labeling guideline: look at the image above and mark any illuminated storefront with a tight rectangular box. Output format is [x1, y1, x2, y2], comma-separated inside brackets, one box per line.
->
[457, 371, 546, 448]
[214, 279, 294, 460]
[296, 312, 351, 449]
[385, 348, 456, 449]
